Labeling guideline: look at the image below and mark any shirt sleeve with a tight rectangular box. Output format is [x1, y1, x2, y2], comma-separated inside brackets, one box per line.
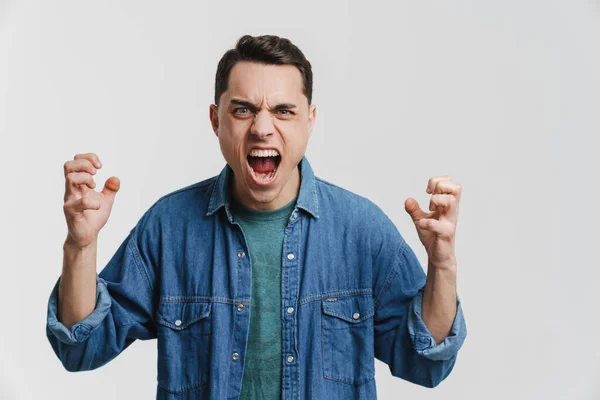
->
[373, 234, 467, 388]
[45, 219, 158, 372]
[407, 286, 467, 361]
[46, 274, 112, 345]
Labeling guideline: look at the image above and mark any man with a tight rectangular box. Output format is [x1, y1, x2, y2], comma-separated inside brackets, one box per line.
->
[47, 34, 467, 399]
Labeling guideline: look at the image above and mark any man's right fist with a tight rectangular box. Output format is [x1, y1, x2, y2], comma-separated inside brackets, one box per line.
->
[63, 153, 120, 249]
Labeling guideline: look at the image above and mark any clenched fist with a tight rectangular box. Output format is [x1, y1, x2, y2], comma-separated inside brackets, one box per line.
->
[63, 153, 120, 248]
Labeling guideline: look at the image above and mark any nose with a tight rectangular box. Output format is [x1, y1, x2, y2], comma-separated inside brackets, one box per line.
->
[250, 109, 274, 139]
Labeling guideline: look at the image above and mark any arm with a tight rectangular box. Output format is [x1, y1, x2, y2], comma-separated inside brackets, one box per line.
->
[422, 261, 457, 344]
[373, 239, 466, 388]
[58, 238, 98, 330]
[47, 152, 157, 371]
[57, 152, 116, 332]
[46, 225, 157, 372]
[403, 176, 467, 356]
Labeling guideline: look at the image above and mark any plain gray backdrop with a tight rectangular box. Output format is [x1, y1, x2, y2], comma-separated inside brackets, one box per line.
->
[1, 0, 598, 399]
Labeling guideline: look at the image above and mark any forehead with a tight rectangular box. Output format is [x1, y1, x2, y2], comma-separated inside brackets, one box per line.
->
[226, 61, 304, 102]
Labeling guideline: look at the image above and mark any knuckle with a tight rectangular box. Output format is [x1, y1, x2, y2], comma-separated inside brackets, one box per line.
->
[67, 171, 80, 183]
[63, 201, 73, 214]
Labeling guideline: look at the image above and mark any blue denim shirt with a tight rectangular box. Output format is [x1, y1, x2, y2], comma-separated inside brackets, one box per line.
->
[46, 156, 467, 399]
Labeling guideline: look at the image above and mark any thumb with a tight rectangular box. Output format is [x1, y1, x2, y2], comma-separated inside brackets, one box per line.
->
[404, 197, 427, 223]
[102, 176, 120, 198]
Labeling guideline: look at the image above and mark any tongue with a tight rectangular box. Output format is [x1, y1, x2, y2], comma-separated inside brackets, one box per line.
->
[248, 156, 277, 173]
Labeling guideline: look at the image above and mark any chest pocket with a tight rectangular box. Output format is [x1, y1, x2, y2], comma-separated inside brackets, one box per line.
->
[156, 301, 212, 395]
[321, 294, 375, 385]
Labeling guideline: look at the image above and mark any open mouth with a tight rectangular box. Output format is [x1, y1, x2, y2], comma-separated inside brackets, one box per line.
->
[246, 149, 282, 185]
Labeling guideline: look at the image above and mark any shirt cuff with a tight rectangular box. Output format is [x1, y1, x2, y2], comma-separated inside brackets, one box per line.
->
[46, 275, 112, 345]
[407, 288, 467, 361]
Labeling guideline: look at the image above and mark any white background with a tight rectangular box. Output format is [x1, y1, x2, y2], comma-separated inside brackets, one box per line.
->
[1, 0, 599, 399]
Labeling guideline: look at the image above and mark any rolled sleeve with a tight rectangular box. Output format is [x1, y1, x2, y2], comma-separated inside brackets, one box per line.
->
[372, 220, 467, 388]
[407, 288, 467, 361]
[46, 274, 112, 345]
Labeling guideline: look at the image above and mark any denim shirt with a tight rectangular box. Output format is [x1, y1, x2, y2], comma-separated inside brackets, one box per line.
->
[46, 156, 467, 399]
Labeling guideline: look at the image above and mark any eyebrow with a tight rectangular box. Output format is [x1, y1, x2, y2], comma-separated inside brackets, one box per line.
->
[229, 98, 297, 111]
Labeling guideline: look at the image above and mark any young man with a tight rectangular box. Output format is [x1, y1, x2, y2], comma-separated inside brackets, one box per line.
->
[47, 34, 467, 399]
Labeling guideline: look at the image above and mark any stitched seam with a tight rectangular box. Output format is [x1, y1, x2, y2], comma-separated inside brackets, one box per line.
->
[323, 374, 375, 385]
[159, 177, 216, 202]
[128, 238, 153, 294]
[373, 239, 407, 311]
[322, 309, 375, 322]
[314, 177, 372, 203]
[156, 311, 211, 329]
[207, 176, 222, 213]
[158, 379, 209, 395]
[159, 296, 251, 304]
[312, 172, 319, 217]
[298, 288, 372, 306]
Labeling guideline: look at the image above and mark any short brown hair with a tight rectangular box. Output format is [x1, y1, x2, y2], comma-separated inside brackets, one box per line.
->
[214, 34, 313, 106]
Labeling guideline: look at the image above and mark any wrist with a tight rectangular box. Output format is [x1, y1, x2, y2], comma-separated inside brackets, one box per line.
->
[64, 235, 98, 252]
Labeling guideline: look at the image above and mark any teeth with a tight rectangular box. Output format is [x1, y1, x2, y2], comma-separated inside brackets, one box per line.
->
[248, 149, 280, 157]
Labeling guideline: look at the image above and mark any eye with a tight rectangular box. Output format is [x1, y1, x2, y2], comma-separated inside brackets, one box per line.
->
[233, 107, 250, 115]
[278, 110, 294, 116]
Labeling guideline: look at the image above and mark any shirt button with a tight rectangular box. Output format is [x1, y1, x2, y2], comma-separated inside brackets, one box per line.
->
[287, 356, 294, 363]
[232, 352, 239, 360]
[237, 304, 244, 312]
[287, 307, 294, 314]
[352, 312, 360, 320]
[237, 251, 245, 258]
[174, 320, 182, 327]
[287, 253, 295, 260]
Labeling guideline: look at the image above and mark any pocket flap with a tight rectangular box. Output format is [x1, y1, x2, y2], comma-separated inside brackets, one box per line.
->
[322, 295, 374, 323]
[156, 301, 212, 330]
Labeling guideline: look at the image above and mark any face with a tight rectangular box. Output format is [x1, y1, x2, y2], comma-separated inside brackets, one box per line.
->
[209, 61, 316, 210]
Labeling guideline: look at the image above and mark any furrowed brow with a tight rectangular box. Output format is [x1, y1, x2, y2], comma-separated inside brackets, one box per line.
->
[230, 99, 258, 111]
[272, 103, 297, 110]
[230, 99, 297, 111]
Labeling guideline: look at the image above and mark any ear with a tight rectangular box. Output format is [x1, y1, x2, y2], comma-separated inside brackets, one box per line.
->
[307, 104, 316, 139]
[209, 104, 219, 137]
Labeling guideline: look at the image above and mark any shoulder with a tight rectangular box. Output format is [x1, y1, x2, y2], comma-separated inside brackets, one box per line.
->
[314, 176, 404, 245]
[155, 176, 217, 208]
[134, 175, 219, 231]
[315, 176, 391, 222]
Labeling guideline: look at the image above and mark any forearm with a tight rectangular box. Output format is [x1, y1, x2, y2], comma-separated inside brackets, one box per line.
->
[422, 261, 457, 344]
[58, 237, 98, 330]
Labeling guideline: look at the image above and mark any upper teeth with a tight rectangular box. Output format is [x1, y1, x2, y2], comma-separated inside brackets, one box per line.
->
[248, 149, 280, 157]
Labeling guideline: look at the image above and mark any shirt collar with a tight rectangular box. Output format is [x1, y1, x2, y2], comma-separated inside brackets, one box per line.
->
[206, 155, 320, 220]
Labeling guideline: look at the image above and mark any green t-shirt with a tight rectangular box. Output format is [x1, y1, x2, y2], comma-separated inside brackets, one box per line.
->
[231, 196, 297, 400]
